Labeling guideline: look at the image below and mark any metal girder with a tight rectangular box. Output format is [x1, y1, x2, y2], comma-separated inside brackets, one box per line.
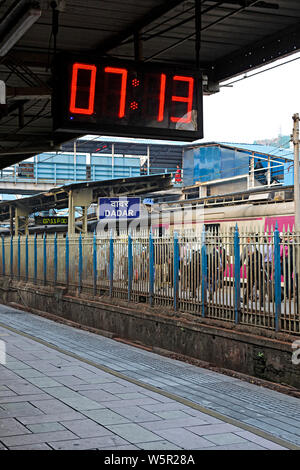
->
[96, 0, 187, 54]
[212, 20, 300, 82]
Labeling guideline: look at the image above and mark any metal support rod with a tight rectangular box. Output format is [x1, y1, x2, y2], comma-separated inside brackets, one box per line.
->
[65, 234, 69, 287]
[43, 234, 47, 286]
[173, 232, 179, 310]
[195, 0, 201, 69]
[149, 231, 154, 306]
[93, 231, 97, 296]
[128, 233, 133, 301]
[234, 224, 241, 323]
[201, 226, 207, 317]
[147, 145, 150, 175]
[109, 234, 114, 297]
[17, 235, 20, 280]
[54, 233, 57, 285]
[34, 234, 37, 284]
[78, 233, 82, 293]
[25, 235, 28, 282]
[112, 143, 115, 179]
[293, 113, 300, 230]
[2, 236, 5, 276]
[134, 31, 143, 61]
[274, 223, 281, 331]
[267, 155, 271, 186]
[10, 235, 13, 279]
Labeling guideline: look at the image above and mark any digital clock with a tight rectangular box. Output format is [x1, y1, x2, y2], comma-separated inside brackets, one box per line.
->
[53, 54, 203, 141]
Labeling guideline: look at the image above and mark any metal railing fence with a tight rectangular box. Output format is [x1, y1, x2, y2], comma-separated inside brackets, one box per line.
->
[1, 225, 299, 335]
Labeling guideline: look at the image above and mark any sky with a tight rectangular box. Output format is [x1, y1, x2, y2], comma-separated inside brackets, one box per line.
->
[202, 51, 300, 145]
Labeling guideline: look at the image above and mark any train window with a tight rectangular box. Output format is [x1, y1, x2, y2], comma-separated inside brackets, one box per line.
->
[205, 224, 220, 234]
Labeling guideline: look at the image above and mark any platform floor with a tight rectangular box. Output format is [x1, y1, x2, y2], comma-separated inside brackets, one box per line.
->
[0, 303, 298, 450]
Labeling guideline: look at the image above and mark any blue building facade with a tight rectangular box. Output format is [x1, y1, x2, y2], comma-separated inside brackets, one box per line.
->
[183, 143, 294, 188]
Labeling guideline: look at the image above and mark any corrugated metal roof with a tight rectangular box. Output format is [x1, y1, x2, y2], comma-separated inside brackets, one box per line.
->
[79, 135, 189, 146]
[220, 142, 293, 161]
[187, 141, 294, 161]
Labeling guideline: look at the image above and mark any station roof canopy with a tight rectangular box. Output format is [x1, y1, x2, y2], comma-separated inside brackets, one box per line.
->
[0, 0, 300, 166]
[186, 141, 294, 161]
[0, 172, 172, 222]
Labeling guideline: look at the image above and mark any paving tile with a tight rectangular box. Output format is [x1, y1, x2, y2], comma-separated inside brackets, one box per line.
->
[18, 412, 85, 425]
[0, 418, 31, 437]
[137, 440, 182, 450]
[25, 377, 63, 388]
[49, 376, 88, 387]
[234, 431, 288, 450]
[107, 423, 162, 444]
[141, 417, 209, 431]
[0, 394, 51, 404]
[203, 432, 248, 445]
[115, 392, 151, 400]
[12, 369, 45, 379]
[0, 390, 17, 398]
[140, 403, 192, 413]
[83, 409, 130, 425]
[49, 435, 129, 450]
[96, 398, 160, 408]
[30, 398, 78, 415]
[2, 430, 78, 447]
[0, 402, 44, 418]
[188, 423, 242, 436]
[145, 427, 215, 449]
[5, 382, 42, 396]
[108, 406, 162, 423]
[77, 389, 120, 403]
[60, 419, 113, 438]
[153, 410, 193, 420]
[197, 443, 271, 450]
[37, 388, 103, 411]
[9, 443, 52, 450]
[26, 422, 66, 433]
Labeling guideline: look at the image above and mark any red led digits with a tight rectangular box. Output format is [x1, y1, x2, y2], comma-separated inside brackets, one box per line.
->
[69, 63, 97, 115]
[170, 76, 194, 123]
[157, 73, 166, 122]
[104, 67, 128, 118]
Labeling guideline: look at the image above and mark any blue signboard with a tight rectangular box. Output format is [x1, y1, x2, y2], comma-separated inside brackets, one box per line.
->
[99, 197, 140, 220]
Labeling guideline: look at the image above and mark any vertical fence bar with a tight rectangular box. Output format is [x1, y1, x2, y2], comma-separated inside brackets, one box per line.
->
[274, 224, 281, 331]
[54, 233, 57, 285]
[201, 226, 207, 317]
[173, 232, 179, 310]
[109, 234, 114, 297]
[234, 224, 241, 323]
[128, 233, 133, 301]
[25, 235, 28, 282]
[93, 231, 97, 296]
[34, 234, 37, 284]
[10, 235, 13, 279]
[17, 235, 20, 280]
[65, 234, 69, 287]
[78, 233, 82, 293]
[149, 231, 154, 306]
[2, 236, 5, 276]
[43, 234, 47, 285]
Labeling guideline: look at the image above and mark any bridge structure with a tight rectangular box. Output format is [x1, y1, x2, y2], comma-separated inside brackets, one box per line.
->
[0, 0, 300, 453]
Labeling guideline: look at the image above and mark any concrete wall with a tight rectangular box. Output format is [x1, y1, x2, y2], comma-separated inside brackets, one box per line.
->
[0, 278, 299, 390]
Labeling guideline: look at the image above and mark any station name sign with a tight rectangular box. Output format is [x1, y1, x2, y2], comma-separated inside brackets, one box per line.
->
[35, 216, 68, 225]
[98, 198, 140, 220]
[53, 53, 203, 141]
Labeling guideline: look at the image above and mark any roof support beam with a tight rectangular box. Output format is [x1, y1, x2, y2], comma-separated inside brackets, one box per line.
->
[212, 20, 300, 82]
[96, 0, 187, 54]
